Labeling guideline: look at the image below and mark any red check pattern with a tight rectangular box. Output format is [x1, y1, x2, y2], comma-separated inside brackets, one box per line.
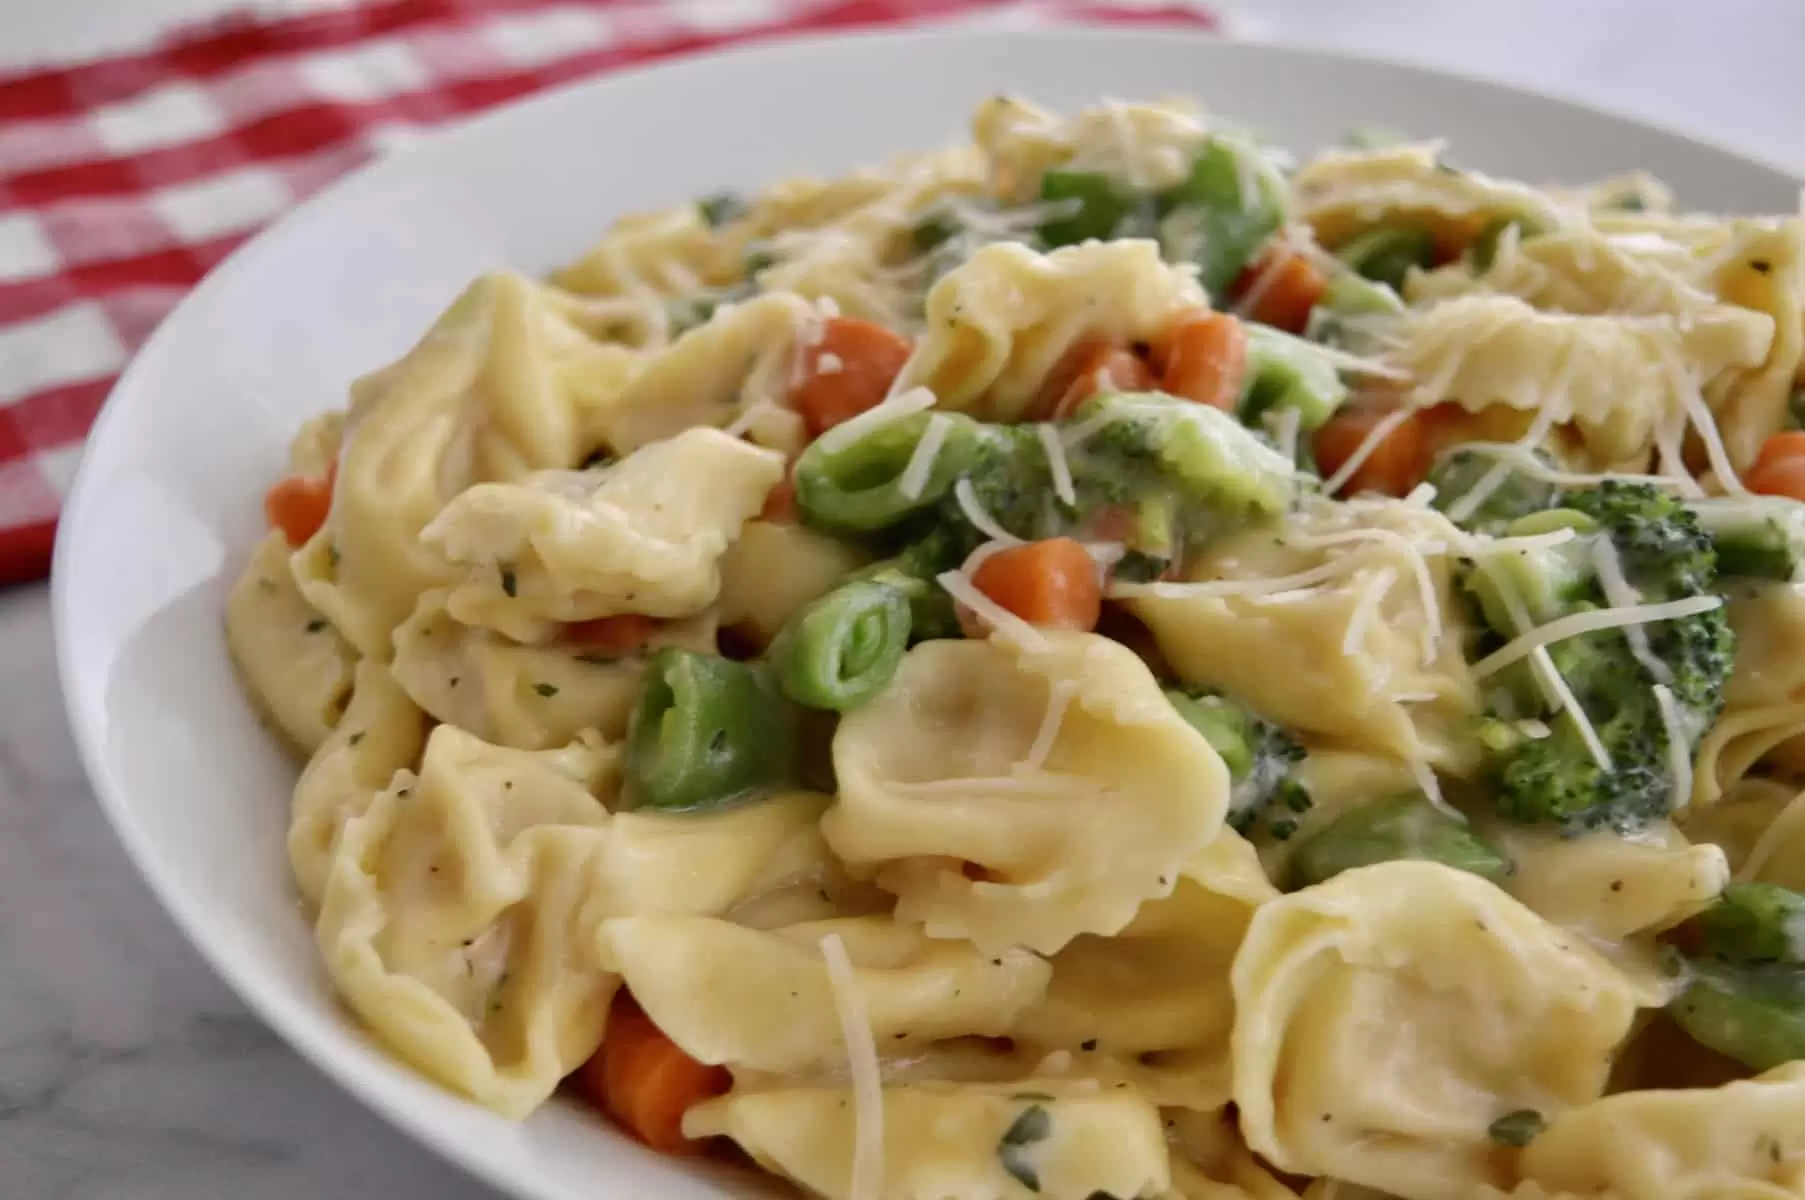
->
[0, 0, 1220, 587]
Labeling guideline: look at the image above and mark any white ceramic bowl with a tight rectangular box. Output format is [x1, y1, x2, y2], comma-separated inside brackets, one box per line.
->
[51, 27, 1803, 1200]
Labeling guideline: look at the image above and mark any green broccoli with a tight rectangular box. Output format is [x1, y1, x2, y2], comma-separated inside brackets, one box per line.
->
[1426, 447, 1561, 534]
[1687, 496, 1805, 583]
[1303, 270, 1406, 351]
[1037, 169, 1157, 247]
[1470, 215, 1544, 272]
[1238, 323, 1349, 433]
[1676, 882, 1805, 966]
[1285, 792, 1513, 890]
[1068, 391, 1298, 520]
[1162, 688, 1309, 838]
[1156, 137, 1288, 299]
[1464, 482, 1734, 832]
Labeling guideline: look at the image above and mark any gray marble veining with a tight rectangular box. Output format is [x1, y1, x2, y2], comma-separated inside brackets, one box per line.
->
[5, 4, 1805, 1196]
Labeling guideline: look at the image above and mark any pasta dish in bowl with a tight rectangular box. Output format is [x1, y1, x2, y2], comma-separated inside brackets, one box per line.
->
[220, 91, 1805, 1200]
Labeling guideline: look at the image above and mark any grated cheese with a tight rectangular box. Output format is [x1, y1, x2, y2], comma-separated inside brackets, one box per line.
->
[1471, 594, 1724, 681]
[1286, 527, 1441, 665]
[1657, 338, 1745, 495]
[1036, 422, 1078, 507]
[1437, 441, 1683, 491]
[1265, 405, 1302, 465]
[1341, 566, 1397, 655]
[953, 477, 1022, 544]
[1233, 238, 1296, 320]
[816, 352, 845, 376]
[897, 413, 954, 501]
[1442, 375, 1568, 525]
[1022, 680, 1078, 774]
[1404, 481, 1439, 508]
[816, 387, 937, 454]
[1408, 756, 1462, 821]
[1589, 537, 1672, 685]
[937, 569, 1049, 651]
[819, 934, 883, 1200]
[1107, 556, 1357, 601]
[1650, 683, 1692, 813]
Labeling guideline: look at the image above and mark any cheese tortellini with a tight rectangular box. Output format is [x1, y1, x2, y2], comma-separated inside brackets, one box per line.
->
[224, 93, 1805, 1200]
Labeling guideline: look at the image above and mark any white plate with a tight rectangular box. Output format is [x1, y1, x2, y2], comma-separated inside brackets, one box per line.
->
[50, 26, 1803, 1200]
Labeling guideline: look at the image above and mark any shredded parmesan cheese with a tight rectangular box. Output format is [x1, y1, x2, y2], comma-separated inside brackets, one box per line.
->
[816, 387, 937, 453]
[937, 569, 1048, 650]
[819, 934, 883, 1200]
[953, 477, 1022, 545]
[1036, 422, 1078, 507]
[1657, 338, 1745, 495]
[897, 413, 954, 501]
[1265, 406, 1302, 465]
[1409, 756, 1462, 821]
[1589, 537, 1672, 685]
[816, 352, 845, 376]
[1650, 683, 1693, 813]
[1286, 527, 1442, 665]
[1022, 680, 1077, 774]
[1470, 594, 1724, 681]
[1437, 442, 1683, 491]
[1341, 567, 1397, 655]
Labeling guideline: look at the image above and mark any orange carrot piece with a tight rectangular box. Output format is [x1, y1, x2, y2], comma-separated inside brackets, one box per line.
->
[566, 613, 661, 655]
[575, 995, 730, 1157]
[1747, 455, 1805, 502]
[1313, 406, 1431, 497]
[1157, 311, 1248, 411]
[1752, 431, 1805, 475]
[759, 476, 799, 523]
[1232, 247, 1328, 335]
[1046, 344, 1154, 420]
[791, 317, 912, 439]
[263, 462, 334, 546]
[969, 537, 1102, 632]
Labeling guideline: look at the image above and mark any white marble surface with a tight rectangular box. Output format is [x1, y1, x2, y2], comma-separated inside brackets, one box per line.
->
[5, 2, 1805, 1197]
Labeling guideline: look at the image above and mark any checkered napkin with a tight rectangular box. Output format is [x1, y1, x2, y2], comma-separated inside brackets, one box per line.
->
[0, 0, 1222, 587]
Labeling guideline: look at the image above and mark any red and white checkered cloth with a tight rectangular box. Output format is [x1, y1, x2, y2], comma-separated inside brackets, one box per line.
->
[0, 0, 1222, 587]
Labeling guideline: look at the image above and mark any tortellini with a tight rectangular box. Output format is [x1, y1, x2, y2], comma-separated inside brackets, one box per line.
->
[596, 914, 1050, 1073]
[893, 240, 1207, 420]
[418, 427, 783, 641]
[1233, 862, 1655, 1199]
[715, 519, 872, 648]
[293, 272, 635, 657]
[1517, 1063, 1805, 1198]
[1493, 822, 1728, 942]
[824, 631, 1229, 955]
[685, 1080, 1170, 1200]
[225, 530, 358, 756]
[1132, 499, 1483, 774]
[315, 725, 620, 1117]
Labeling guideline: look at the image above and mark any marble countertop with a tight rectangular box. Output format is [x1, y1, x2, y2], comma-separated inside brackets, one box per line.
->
[6, 2, 1805, 1196]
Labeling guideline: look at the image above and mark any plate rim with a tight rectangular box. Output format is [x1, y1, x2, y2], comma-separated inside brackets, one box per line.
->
[47, 23, 1805, 1200]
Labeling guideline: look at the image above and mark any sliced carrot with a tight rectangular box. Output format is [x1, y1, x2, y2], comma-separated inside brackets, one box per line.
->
[1045, 344, 1154, 420]
[1230, 247, 1328, 335]
[790, 317, 912, 439]
[1313, 406, 1431, 497]
[566, 613, 661, 655]
[1157, 311, 1248, 411]
[969, 537, 1102, 632]
[759, 475, 799, 523]
[575, 994, 730, 1156]
[264, 461, 335, 546]
[1746, 455, 1805, 502]
[1752, 431, 1805, 475]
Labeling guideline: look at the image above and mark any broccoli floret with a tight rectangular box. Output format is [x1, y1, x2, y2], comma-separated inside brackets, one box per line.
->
[1069, 391, 1297, 519]
[1466, 481, 1734, 831]
[1037, 169, 1157, 247]
[1163, 688, 1308, 836]
[1674, 882, 1805, 966]
[1426, 448, 1561, 533]
[1303, 270, 1405, 351]
[1286, 792, 1512, 890]
[1664, 884, 1805, 1070]
[1687, 495, 1805, 583]
[1239, 324, 1349, 433]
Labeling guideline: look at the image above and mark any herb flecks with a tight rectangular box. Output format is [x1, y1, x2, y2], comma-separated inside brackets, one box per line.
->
[305, 617, 328, 633]
[998, 1103, 1052, 1192]
[533, 682, 559, 698]
[1488, 1109, 1546, 1147]
[499, 564, 519, 598]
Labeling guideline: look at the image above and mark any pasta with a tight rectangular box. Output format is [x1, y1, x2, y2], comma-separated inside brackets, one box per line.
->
[226, 95, 1805, 1199]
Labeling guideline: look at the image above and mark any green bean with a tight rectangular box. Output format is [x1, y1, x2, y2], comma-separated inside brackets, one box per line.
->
[624, 649, 798, 812]
[1157, 138, 1287, 299]
[1286, 793, 1512, 890]
[1686, 882, 1805, 965]
[1335, 226, 1436, 291]
[793, 412, 978, 534]
[767, 581, 912, 711]
[1239, 323, 1349, 432]
[1038, 169, 1139, 247]
[1669, 958, 1805, 1072]
[1471, 215, 1541, 271]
